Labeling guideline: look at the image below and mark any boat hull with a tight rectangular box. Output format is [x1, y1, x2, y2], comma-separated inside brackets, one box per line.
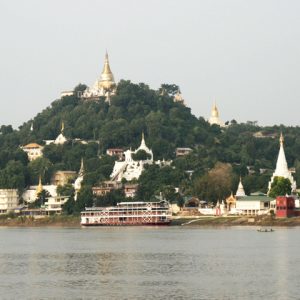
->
[81, 221, 171, 226]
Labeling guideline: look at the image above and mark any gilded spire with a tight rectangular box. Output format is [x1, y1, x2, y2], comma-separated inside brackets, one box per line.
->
[211, 101, 219, 118]
[61, 121, 65, 133]
[36, 175, 43, 196]
[99, 51, 116, 91]
[280, 132, 284, 146]
[101, 52, 114, 78]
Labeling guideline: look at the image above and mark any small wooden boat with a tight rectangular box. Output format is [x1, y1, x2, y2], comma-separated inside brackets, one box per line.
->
[257, 227, 274, 232]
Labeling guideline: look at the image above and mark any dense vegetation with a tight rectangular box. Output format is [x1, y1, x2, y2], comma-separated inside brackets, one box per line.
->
[1, 80, 300, 211]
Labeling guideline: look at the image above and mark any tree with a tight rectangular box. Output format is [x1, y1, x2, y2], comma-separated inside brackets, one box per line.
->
[193, 162, 233, 202]
[0, 160, 27, 192]
[74, 186, 93, 213]
[268, 176, 292, 198]
[132, 150, 151, 161]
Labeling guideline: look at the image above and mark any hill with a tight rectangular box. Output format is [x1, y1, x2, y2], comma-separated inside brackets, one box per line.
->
[0, 80, 300, 208]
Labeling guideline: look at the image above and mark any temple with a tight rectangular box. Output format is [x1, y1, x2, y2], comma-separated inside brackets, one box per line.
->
[173, 90, 185, 105]
[82, 52, 116, 102]
[268, 133, 296, 193]
[110, 133, 154, 182]
[208, 102, 225, 127]
[44, 122, 67, 145]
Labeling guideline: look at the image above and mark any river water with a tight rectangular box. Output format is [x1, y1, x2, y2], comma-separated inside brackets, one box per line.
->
[0, 226, 300, 300]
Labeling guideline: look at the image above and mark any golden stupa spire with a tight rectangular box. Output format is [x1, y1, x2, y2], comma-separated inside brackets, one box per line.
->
[211, 101, 219, 118]
[280, 132, 284, 146]
[61, 121, 65, 133]
[99, 51, 116, 92]
[102, 51, 113, 76]
[36, 175, 43, 196]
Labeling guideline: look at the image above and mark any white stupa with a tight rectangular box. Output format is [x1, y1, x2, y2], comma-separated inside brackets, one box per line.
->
[268, 133, 296, 193]
[110, 133, 153, 182]
[236, 177, 246, 197]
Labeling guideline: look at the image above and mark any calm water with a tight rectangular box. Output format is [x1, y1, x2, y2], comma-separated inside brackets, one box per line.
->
[0, 226, 300, 300]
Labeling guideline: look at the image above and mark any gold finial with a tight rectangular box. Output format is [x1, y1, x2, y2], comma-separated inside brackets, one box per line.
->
[102, 51, 113, 76]
[211, 101, 219, 118]
[99, 51, 115, 91]
[280, 132, 284, 146]
[61, 121, 64, 133]
[36, 175, 43, 196]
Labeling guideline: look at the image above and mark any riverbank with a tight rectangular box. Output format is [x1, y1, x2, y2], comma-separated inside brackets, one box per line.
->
[0, 215, 81, 227]
[1, 214, 300, 227]
[173, 215, 300, 227]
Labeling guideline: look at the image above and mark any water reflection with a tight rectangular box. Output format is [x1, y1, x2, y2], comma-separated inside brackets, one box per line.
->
[0, 227, 299, 299]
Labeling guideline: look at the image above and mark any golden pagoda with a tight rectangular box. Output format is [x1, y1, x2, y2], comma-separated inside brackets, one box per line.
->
[211, 103, 219, 118]
[82, 51, 116, 102]
[174, 90, 185, 105]
[208, 101, 225, 127]
[36, 175, 43, 196]
[99, 52, 116, 92]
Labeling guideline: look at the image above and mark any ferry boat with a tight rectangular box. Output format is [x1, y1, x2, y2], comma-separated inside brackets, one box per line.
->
[81, 200, 172, 226]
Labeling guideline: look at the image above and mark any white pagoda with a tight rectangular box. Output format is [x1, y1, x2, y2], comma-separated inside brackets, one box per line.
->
[268, 133, 296, 193]
[110, 133, 153, 182]
[236, 177, 246, 197]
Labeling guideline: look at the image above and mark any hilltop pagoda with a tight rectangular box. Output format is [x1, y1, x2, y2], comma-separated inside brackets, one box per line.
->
[208, 102, 225, 127]
[82, 52, 116, 102]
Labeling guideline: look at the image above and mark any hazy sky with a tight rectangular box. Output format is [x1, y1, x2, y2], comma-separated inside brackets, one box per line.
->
[0, 0, 300, 128]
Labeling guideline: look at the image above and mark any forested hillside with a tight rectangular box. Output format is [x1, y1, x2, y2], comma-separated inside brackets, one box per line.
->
[0, 80, 300, 206]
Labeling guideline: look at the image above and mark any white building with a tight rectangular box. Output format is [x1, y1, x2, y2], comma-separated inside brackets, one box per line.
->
[110, 133, 153, 182]
[226, 178, 274, 216]
[0, 189, 19, 214]
[44, 196, 69, 214]
[235, 194, 274, 216]
[208, 102, 225, 127]
[22, 178, 69, 214]
[21, 143, 44, 161]
[44, 122, 67, 145]
[22, 180, 57, 204]
[268, 133, 296, 193]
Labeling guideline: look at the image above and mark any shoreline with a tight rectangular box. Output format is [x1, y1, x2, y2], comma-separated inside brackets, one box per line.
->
[1, 215, 300, 227]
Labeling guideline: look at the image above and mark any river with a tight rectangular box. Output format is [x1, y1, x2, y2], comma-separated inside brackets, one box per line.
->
[0, 226, 299, 299]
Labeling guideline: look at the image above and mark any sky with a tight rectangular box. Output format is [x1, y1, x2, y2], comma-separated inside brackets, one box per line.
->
[0, 0, 300, 128]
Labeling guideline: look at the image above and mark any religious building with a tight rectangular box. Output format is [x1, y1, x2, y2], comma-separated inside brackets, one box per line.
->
[110, 133, 154, 182]
[81, 52, 116, 103]
[208, 102, 225, 127]
[225, 177, 274, 216]
[268, 133, 296, 194]
[44, 122, 67, 145]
